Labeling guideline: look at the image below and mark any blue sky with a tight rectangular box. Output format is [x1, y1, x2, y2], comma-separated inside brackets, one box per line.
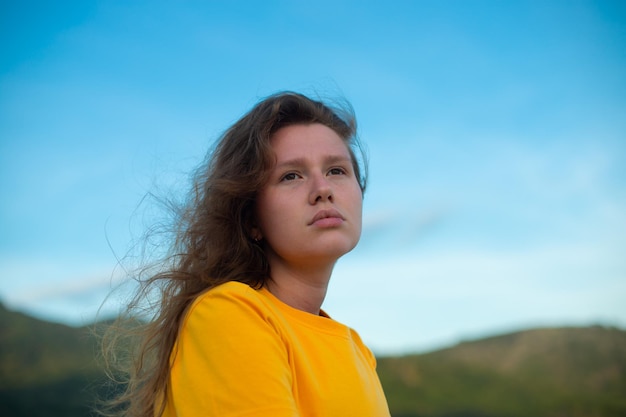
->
[1, 0, 625, 354]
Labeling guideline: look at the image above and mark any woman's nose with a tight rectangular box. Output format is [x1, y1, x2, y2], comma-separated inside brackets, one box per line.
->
[309, 174, 333, 204]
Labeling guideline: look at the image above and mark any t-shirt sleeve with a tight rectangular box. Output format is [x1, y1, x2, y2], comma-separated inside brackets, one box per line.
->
[167, 286, 299, 417]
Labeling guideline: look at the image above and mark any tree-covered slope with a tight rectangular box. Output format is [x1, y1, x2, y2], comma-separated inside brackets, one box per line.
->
[377, 326, 626, 417]
[0, 302, 106, 417]
[1, 302, 625, 417]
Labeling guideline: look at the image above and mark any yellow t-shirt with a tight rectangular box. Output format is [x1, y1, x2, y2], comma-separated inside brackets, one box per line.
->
[162, 281, 390, 417]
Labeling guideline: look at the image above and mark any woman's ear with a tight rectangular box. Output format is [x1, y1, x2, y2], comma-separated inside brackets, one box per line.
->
[251, 228, 263, 242]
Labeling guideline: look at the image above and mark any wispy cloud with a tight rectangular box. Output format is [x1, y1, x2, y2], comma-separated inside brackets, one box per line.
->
[328, 239, 626, 354]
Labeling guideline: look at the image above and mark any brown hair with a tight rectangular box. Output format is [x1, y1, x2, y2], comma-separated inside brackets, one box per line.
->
[100, 91, 367, 417]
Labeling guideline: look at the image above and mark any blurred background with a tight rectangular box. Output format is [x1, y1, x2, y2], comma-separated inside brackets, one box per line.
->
[1, 0, 625, 357]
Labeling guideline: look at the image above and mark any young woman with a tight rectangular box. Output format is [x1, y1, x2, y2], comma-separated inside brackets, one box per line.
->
[103, 92, 390, 417]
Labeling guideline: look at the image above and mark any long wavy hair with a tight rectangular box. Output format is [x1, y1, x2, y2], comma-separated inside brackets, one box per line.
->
[100, 91, 367, 417]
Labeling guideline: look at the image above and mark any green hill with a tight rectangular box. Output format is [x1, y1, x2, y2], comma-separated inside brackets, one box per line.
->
[0, 302, 107, 417]
[1, 302, 625, 417]
[377, 326, 626, 417]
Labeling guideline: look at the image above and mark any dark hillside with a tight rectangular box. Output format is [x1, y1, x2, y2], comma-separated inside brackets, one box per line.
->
[0, 302, 106, 417]
[1, 302, 625, 417]
[377, 326, 626, 417]
[0, 303, 102, 386]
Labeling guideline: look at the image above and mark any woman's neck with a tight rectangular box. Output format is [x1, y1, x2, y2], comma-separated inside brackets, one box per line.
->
[265, 261, 335, 315]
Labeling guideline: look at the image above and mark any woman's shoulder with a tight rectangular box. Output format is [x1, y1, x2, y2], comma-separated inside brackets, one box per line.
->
[184, 281, 268, 325]
[200, 280, 259, 299]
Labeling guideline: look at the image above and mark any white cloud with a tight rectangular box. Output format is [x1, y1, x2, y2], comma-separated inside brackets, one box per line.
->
[326, 239, 626, 354]
[0, 256, 126, 322]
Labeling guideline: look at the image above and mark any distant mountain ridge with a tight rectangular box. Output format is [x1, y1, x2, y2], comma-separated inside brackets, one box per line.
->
[1, 302, 625, 417]
[0, 303, 101, 387]
[377, 325, 626, 417]
[0, 302, 105, 417]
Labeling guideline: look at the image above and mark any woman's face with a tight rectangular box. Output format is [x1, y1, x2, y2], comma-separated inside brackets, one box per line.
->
[255, 123, 363, 270]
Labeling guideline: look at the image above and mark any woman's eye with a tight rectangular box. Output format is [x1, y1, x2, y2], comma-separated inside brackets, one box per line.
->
[281, 172, 300, 181]
[329, 167, 347, 176]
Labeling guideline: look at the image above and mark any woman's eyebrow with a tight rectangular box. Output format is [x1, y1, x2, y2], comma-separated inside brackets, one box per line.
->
[275, 155, 352, 169]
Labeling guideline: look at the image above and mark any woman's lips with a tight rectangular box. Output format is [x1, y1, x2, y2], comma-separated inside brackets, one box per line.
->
[310, 209, 344, 227]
